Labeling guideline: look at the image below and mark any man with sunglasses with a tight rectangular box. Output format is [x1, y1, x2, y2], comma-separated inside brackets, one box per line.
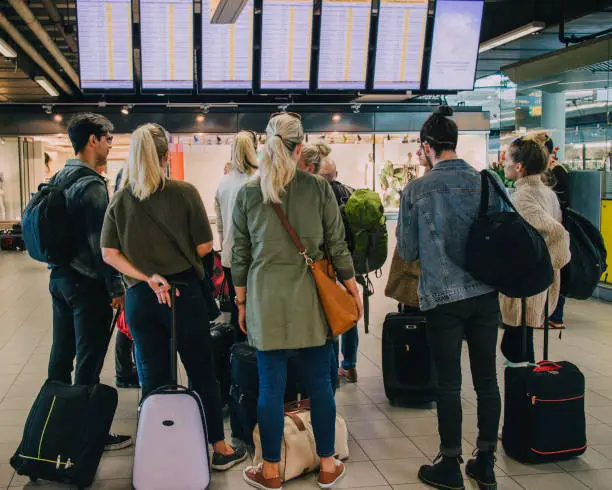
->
[47, 113, 131, 451]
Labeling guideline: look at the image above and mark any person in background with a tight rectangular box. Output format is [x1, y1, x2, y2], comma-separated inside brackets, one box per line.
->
[539, 133, 570, 329]
[234, 113, 362, 490]
[223, 161, 233, 175]
[500, 137, 571, 363]
[214, 130, 259, 329]
[47, 113, 131, 451]
[44, 152, 52, 181]
[101, 123, 246, 471]
[297, 141, 331, 175]
[397, 106, 504, 490]
[319, 159, 360, 383]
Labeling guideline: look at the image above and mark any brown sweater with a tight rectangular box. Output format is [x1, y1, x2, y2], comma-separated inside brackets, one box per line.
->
[500, 175, 571, 328]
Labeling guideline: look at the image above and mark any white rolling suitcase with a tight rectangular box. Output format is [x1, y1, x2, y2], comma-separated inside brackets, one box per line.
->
[132, 285, 210, 490]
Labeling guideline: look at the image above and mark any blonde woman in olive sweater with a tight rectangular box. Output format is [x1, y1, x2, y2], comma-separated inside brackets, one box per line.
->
[500, 137, 571, 363]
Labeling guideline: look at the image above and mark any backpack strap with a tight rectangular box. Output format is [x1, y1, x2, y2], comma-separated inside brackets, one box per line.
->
[480, 170, 519, 216]
[48, 166, 102, 193]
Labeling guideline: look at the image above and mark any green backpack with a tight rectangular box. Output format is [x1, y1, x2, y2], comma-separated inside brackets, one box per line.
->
[344, 189, 388, 275]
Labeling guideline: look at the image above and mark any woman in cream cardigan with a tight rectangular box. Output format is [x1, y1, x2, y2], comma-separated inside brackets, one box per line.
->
[500, 137, 571, 363]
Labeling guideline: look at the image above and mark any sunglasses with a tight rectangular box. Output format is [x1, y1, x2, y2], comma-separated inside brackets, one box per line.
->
[270, 112, 302, 121]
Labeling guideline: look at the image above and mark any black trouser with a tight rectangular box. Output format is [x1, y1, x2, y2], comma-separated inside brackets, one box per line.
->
[125, 268, 225, 444]
[223, 266, 239, 327]
[115, 330, 136, 380]
[425, 292, 501, 457]
[501, 325, 535, 363]
[223, 266, 246, 342]
[48, 267, 113, 386]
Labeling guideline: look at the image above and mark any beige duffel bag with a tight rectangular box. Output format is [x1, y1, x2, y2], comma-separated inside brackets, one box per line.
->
[253, 407, 349, 482]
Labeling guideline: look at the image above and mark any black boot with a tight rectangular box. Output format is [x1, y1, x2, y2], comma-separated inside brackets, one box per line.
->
[418, 454, 464, 490]
[465, 450, 497, 490]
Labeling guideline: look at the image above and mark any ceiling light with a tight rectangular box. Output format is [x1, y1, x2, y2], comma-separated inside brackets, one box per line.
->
[120, 105, 130, 116]
[34, 76, 59, 97]
[53, 113, 63, 122]
[332, 114, 341, 122]
[0, 38, 17, 58]
[479, 22, 546, 53]
[196, 114, 205, 123]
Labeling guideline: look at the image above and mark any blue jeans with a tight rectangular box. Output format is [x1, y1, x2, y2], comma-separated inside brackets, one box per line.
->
[256, 344, 336, 462]
[550, 295, 566, 324]
[126, 269, 225, 444]
[48, 267, 113, 386]
[341, 326, 358, 370]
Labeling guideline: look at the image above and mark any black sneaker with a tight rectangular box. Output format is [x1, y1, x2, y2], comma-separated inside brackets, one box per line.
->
[115, 374, 140, 389]
[418, 454, 465, 490]
[465, 450, 497, 490]
[211, 445, 248, 471]
[104, 432, 133, 451]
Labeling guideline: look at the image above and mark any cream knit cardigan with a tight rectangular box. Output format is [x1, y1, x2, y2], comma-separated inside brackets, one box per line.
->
[500, 175, 571, 328]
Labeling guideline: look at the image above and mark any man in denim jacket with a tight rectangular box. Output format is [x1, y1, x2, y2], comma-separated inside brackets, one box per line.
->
[397, 106, 503, 490]
[47, 113, 131, 451]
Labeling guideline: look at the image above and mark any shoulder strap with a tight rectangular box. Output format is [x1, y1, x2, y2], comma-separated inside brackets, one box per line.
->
[480, 170, 519, 216]
[271, 202, 309, 258]
[126, 191, 200, 272]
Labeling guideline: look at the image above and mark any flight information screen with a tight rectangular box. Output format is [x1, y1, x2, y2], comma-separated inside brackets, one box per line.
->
[140, 0, 194, 90]
[427, 0, 484, 91]
[261, 0, 313, 90]
[318, 0, 371, 89]
[201, 0, 253, 89]
[77, 0, 133, 89]
[373, 0, 428, 90]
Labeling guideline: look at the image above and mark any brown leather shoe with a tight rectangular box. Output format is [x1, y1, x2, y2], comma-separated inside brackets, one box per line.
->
[243, 464, 282, 490]
[318, 459, 346, 489]
[339, 367, 358, 383]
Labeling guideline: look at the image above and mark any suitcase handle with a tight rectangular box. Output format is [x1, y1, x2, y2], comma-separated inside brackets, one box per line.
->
[169, 282, 188, 385]
[533, 361, 562, 373]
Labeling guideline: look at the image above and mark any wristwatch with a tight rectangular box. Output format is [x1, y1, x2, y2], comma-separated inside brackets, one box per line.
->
[234, 297, 246, 306]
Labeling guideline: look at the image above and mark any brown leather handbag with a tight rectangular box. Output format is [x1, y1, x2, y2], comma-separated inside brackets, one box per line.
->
[271, 203, 359, 336]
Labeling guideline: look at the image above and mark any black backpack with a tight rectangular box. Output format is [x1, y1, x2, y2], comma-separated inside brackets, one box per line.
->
[561, 208, 607, 299]
[22, 168, 99, 265]
[466, 170, 554, 298]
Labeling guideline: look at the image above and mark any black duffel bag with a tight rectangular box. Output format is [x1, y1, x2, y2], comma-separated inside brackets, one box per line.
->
[466, 170, 554, 298]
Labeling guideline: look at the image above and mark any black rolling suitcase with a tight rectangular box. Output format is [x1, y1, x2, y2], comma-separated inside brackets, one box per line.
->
[10, 312, 120, 488]
[502, 298, 587, 463]
[210, 321, 237, 407]
[382, 306, 437, 405]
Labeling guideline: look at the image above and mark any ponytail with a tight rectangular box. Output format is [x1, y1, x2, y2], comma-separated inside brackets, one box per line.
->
[124, 123, 168, 200]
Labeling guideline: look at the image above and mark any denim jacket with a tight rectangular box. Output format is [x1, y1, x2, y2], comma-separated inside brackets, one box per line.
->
[396, 159, 506, 311]
[52, 159, 124, 299]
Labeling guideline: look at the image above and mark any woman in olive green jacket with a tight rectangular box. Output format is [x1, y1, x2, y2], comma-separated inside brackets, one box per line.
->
[234, 113, 362, 490]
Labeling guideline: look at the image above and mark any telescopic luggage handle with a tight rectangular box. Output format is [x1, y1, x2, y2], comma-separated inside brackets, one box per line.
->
[168, 281, 188, 385]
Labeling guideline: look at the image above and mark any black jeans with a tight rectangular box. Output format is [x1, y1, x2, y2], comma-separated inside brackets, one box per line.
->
[48, 267, 113, 386]
[125, 268, 225, 444]
[501, 325, 535, 363]
[115, 330, 136, 380]
[425, 292, 501, 457]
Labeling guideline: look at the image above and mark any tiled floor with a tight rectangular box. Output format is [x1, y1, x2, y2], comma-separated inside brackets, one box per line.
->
[2, 252, 612, 489]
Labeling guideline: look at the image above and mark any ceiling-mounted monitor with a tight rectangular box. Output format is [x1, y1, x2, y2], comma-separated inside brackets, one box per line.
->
[317, 0, 371, 90]
[260, 0, 313, 90]
[140, 0, 194, 90]
[427, 0, 484, 91]
[77, 0, 134, 90]
[201, 0, 253, 89]
[372, 0, 428, 90]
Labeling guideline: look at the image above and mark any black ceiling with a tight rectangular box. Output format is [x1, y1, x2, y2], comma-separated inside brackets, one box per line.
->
[0, 0, 611, 106]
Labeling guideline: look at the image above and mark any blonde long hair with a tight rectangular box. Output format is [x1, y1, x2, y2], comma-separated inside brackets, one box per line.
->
[259, 114, 304, 203]
[301, 141, 331, 174]
[123, 123, 169, 200]
[232, 130, 258, 175]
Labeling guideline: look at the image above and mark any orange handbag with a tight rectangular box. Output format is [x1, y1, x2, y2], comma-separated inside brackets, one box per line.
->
[271, 203, 359, 336]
